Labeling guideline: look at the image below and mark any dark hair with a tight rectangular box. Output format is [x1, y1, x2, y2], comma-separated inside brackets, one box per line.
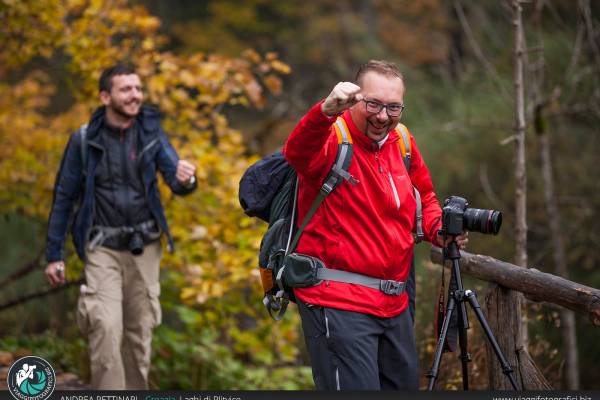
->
[99, 63, 137, 93]
[355, 60, 404, 86]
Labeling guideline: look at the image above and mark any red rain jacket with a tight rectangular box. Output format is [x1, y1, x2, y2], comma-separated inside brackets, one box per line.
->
[283, 101, 443, 317]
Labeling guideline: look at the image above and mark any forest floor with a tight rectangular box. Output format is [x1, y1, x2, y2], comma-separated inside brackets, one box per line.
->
[0, 351, 88, 390]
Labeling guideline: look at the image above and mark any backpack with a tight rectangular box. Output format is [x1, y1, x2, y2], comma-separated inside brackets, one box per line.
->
[239, 117, 422, 320]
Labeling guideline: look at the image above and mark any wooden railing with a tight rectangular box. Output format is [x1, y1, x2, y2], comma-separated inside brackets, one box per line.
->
[429, 247, 600, 389]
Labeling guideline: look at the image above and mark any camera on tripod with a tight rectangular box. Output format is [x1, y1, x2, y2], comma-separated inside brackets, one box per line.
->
[441, 196, 502, 237]
[427, 196, 519, 391]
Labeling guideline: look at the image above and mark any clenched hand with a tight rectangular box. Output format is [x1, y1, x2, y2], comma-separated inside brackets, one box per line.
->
[176, 160, 196, 185]
[321, 82, 364, 117]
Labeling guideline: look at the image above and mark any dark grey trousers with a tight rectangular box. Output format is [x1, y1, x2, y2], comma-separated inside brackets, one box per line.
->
[297, 299, 419, 390]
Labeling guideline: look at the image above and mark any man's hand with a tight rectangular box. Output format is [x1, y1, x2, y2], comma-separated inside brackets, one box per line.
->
[176, 160, 196, 186]
[45, 261, 66, 287]
[435, 231, 469, 250]
[321, 82, 364, 117]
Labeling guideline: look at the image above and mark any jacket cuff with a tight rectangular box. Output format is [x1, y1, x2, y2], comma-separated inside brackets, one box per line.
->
[183, 175, 196, 189]
[312, 100, 341, 124]
[172, 177, 197, 195]
[427, 216, 442, 244]
[46, 249, 64, 264]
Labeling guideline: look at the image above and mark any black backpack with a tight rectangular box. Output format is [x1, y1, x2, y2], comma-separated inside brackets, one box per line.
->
[239, 118, 355, 319]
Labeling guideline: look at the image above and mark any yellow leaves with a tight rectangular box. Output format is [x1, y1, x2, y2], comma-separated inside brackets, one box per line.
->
[141, 38, 154, 51]
[242, 48, 262, 64]
[263, 74, 282, 95]
[243, 79, 265, 109]
[147, 74, 167, 97]
[2, 0, 294, 375]
[180, 287, 197, 302]
[190, 225, 208, 240]
[0, 0, 66, 73]
[159, 58, 179, 74]
[179, 70, 197, 87]
[65, 0, 86, 9]
[270, 59, 291, 75]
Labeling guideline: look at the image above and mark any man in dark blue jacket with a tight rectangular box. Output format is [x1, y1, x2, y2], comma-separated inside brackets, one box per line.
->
[44, 64, 197, 389]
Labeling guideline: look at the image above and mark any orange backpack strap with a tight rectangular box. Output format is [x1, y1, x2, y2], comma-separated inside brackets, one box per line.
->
[396, 123, 411, 172]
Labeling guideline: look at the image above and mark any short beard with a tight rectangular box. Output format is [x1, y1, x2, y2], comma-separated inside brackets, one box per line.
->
[111, 102, 140, 119]
[365, 118, 392, 140]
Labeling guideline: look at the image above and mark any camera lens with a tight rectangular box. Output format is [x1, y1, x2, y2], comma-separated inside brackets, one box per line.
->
[463, 208, 502, 235]
[128, 231, 145, 255]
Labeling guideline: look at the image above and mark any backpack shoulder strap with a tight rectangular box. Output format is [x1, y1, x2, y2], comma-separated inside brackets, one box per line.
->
[79, 123, 89, 168]
[286, 117, 356, 254]
[396, 123, 411, 172]
[395, 123, 424, 243]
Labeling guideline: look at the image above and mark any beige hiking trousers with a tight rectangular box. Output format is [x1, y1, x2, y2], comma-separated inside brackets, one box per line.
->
[76, 241, 162, 389]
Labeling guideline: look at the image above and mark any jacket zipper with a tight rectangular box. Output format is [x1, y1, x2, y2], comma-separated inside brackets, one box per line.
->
[121, 129, 132, 224]
[139, 138, 158, 160]
[374, 151, 383, 173]
[136, 134, 166, 247]
[375, 150, 400, 210]
[138, 137, 158, 211]
[388, 171, 401, 210]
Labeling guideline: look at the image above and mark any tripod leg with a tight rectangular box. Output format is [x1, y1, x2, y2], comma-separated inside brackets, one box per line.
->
[464, 290, 520, 390]
[457, 299, 471, 390]
[427, 295, 457, 390]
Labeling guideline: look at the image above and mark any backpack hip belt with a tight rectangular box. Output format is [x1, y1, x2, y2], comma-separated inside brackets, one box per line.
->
[316, 267, 406, 296]
[280, 252, 406, 296]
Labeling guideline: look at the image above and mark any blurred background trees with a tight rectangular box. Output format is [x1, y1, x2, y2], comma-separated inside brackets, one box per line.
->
[1, 0, 598, 390]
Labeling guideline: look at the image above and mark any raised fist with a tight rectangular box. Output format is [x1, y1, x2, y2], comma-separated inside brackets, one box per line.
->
[321, 82, 363, 117]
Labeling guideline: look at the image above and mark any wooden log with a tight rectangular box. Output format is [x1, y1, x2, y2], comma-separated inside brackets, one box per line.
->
[485, 286, 552, 389]
[430, 247, 600, 326]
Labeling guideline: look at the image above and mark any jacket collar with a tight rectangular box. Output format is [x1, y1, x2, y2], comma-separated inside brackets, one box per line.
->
[86, 104, 162, 146]
[341, 110, 399, 152]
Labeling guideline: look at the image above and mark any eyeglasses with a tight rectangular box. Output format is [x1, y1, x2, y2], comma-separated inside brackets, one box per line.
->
[362, 99, 405, 117]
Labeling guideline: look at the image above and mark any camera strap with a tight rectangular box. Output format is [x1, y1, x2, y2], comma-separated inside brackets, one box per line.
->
[87, 219, 160, 252]
[436, 255, 446, 347]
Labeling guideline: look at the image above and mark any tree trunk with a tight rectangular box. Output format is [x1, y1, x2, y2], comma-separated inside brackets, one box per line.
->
[531, 0, 580, 387]
[478, 2, 530, 385]
[512, 3, 528, 268]
[539, 128, 580, 388]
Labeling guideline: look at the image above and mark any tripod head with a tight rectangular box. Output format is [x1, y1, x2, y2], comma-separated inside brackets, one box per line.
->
[440, 235, 462, 261]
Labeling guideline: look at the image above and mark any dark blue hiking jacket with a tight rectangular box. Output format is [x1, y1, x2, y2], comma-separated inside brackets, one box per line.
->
[46, 105, 197, 262]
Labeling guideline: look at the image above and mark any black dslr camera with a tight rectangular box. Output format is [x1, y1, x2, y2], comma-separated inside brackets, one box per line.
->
[441, 196, 502, 236]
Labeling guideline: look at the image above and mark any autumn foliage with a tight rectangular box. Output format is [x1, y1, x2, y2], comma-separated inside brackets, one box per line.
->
[0, 0, 307, 388]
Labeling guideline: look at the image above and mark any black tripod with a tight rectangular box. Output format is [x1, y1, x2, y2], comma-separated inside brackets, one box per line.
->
[426, 241, 520, 390]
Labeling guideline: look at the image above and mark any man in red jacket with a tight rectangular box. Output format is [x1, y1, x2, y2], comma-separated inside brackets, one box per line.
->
[283, 60, 468, 390]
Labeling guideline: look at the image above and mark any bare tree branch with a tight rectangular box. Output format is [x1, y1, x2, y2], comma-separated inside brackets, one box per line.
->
[454, 1, 513, 103]
[579, 0, 600, 70]
[0, 250, 43, 290]
[0, 279, 84, 312]
[479, 163, 510, 213]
